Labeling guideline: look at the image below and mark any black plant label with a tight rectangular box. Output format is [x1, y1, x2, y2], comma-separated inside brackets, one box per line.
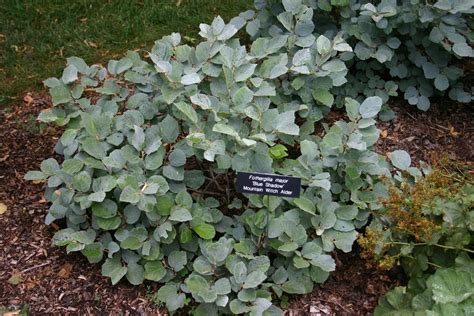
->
[236, 172, 301, 198]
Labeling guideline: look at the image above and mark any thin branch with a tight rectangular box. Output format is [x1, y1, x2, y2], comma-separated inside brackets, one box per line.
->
[209, 168, 225, 192]
[189, 189, 222, 197]
[386, 241, 474, 254]
[21, 262, 50, 273]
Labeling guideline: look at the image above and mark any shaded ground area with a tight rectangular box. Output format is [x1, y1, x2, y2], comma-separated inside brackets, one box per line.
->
[286, 250, 401, 315]
[376, 100, 473, 165]
[0, 93, 471, 314]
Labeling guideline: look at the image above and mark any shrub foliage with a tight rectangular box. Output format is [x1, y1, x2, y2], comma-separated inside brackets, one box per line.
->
[25, 12, 395, 315]
[253, 0, 473, 112]
[25, 0, 472, 314]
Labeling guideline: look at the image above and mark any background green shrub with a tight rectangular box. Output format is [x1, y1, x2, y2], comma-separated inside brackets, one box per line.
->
[252, 0, 473, 113]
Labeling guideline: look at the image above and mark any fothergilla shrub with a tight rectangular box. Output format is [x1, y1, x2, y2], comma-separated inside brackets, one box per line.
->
[24, 10, 403, 313]
[252, 0, 473, 114]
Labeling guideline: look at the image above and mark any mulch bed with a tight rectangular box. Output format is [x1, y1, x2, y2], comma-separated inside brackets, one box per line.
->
[0, 92, 471, 315]
[286, 249, 401, 315]
[375, 99, 473, 165]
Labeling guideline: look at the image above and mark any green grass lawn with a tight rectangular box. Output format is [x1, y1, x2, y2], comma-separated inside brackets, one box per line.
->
[0, 0, 252, 105]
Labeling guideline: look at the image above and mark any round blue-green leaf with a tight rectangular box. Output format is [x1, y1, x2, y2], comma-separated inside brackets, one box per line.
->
[159, 115, 179, 143]
[312, 89, 334, 107]
[126, 262, 144, 285]
[144, 261, 167, 281]
[169, 149, 186, 167]
[163, 165, 184, 181]
[168, 250, 187, 271]
[294, 196, 316, 215]
[166, 293, 185, 312]
[119, 186, 140, 204]
[169, 207, 192, 222]
[310, 266, 330, 283]
[243, 270, 267, 289]
[73, 171, 92, 192]
[295, 20, 314, 37]
[359, 96, 382, 118]
[81, 242, 103, 263]
[453, 43, 473, 57]
[155, 283, 184, 312]
[101, 255, 127, 285]
[310, 254, 336, 272]
[186, 274, 209, 294]
[184, 170, 205, 189]
[389, 150, 411, 170]
[316, 35, 331, 55]
[156, 195, 174, 216]
[124, 205, 141, 224]
[81, 137, 107, 159]
[61, 64, 78, 84]
[92, 199, 118, 219]
[180, 226, 193, 244]
[175, 101, 198, 124]
[230, 299, 249, 314]
[193, 223, 216, 240]
[24, 171, 47, 181]
[434, 74, 449, 91]
[181, 73, 201, 85]
[96, 216, 121, 230]
[41, 158, 60, 175]
[145, 147, 165, 170]
[121, 236, 144, 250]
[417, 96, 430, 111]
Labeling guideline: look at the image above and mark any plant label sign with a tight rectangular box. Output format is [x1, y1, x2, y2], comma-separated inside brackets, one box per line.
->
[236, 172, 301, 198]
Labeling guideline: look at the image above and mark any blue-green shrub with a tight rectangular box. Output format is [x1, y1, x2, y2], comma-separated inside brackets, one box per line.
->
[24, 11, 408, 313]
[251, 0, 473, 114]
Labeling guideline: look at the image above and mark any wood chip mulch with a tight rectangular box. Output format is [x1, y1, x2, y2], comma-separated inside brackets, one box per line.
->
[0, 92, 471, 315]
[375, 99, 473, 165]
[286, 250, 402, 315]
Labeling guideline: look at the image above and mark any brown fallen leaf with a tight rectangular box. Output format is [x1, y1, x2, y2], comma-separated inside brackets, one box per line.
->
[23, 94, 34, 106]
[449, 127, 460, 137]
[380, 129, 388, 139]
[38, 196, 48, 203]
[58, 263, 73, 278]
[51, 222, 60, 230]
[24, 280, 38, 290]
[0, 202, 7, 215]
